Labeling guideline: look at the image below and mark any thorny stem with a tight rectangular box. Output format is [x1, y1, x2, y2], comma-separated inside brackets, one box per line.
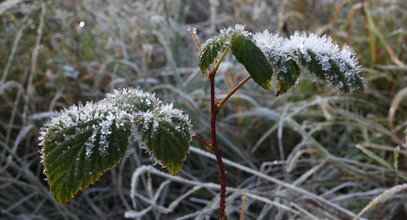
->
[217, 75, 252, 111]
[187, 29, 233, 219]
[209, 72, 227, 220]
[209, 74, 252, 220]
[207, 46, 234, 220]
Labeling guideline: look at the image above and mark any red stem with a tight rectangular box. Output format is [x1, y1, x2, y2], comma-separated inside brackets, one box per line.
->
[217, 75, 251, 110]
[209, 73, 227, 220]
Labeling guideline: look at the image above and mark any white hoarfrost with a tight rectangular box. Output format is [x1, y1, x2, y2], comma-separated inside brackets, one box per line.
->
[253, 30, 286, 63]
[39, 88, 193, 164]
[219, 24, 250, 37]
[253, 30, 365, 92]
[103, 87, 163, 110]
[201, 24, 251, 50]
[199, 24, 363, 93]
[105, 87, 161, 104]
[132, 103, 194, 167]
[39, 100, 132, 159]
[156, 103, 192, 134]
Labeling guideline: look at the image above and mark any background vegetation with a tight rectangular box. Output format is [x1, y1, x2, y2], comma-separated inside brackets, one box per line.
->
[0, 0, 406, 219]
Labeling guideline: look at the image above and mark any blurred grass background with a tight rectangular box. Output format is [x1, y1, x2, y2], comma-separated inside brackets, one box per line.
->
[0, 0, 406, 219]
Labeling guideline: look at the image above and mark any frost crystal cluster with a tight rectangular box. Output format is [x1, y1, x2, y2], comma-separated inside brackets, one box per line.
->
[253, 30, 365, 94]
[39, 88, 192, 204]
[39, 101, 131, 157]
[199, 24, 364, 95]
[199, 24, 251, 72]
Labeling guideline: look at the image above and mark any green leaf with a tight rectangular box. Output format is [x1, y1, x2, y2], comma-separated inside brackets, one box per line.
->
[299, 50, 364, 94]
[41, 103, 132, 204]
[40, 88, 193, 204]
[104, 88, 192, 175]
[275, 59, 301, 96]
[198, 34, 228, 72]
[231, 33, 273, 90]
[135, 106, 191, 175]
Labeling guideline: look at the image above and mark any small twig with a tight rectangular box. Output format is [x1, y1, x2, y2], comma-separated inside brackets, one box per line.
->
[239, 195, 247, 220]
[187, 26, 201, 51]
[192, 135, 212, 151]
[217, 75, 252, 111]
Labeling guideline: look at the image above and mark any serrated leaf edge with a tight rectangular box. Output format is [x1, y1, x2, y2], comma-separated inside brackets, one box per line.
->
[131, 105, 193, 176]
[39, 88, 193, 203]
[41, 131, 132, 204]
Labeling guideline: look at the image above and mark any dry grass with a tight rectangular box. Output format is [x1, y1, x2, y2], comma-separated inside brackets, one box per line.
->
[1, 0, 406, 219]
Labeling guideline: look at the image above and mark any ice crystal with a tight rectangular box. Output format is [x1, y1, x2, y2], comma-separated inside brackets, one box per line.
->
[219, 24, 250, 37]
[155, 103, 193, 135]
[253, 30, 286, 65]
[103, 87, 162, 113]
[39, 87, 193, 173]
[201, 24, 251, 50]
[39, 100, 132, 160]
[253, 30, 365, 93]
[133, 103, 193, 174]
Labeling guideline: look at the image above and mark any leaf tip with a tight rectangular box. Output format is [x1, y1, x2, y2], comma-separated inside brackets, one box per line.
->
[168, 165, 181, 176]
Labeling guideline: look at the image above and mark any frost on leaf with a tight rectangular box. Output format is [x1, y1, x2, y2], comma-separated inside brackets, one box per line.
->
[39, 88, 193, 204]
[231, 30, 274, 90]
[134, 104, 192, 176]
[253, 31, 301, 95]
[39, 102, 132, 204]
[199, 34, 228, 72]
[287, 32, 364, 94]
[253, 30, 365, 94]
[198, 24, 255, 73]
[103, 87, 162, 113]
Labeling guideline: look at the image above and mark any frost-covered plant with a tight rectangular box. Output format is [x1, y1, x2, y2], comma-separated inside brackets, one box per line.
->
[39, 24, 364, 219]
[253, 31, 364, 95]
[39, 88, 192, 203]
